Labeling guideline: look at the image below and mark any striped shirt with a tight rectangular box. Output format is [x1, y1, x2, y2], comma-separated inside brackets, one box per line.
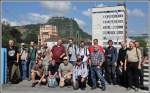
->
[73, 63, 88, 81]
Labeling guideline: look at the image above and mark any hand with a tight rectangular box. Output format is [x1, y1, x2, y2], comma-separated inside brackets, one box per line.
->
[124, 66, 127, 71]
[120, 62, 123, 66]
[81, 78, 84, 82]
[64, 75, 67, 79]
[114, 62, 117, 67]
[38, 81, 41, 84]
[138, 65, 141, 70]
[97, 66, 100, 68]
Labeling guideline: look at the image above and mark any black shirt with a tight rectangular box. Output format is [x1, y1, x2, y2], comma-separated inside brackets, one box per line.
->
[143, 48, 148, 57]
[7, 46, 19, 62]
[48, 64, 58, 75]
[118, 48, 128, 63]
[105, 46, 117, 64]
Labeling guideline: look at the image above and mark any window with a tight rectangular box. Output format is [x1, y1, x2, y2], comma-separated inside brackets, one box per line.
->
[117, 26, 123, 29]
[103, 37, 107, 40]
[117, 31, 123, 34]
[114, 42, 117, 45]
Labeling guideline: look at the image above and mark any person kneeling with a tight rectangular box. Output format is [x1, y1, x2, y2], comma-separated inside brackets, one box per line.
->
[31, 59, 46, 87]
[73, 56, 88, 90]
[48, 60, 58, 88]
[58, 56, 73, 88]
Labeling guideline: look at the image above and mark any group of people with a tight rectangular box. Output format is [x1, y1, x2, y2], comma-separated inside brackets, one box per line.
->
[7, 38, 148, 91]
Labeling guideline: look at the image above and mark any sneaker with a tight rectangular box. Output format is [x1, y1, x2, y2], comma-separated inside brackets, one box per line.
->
[31, 82, 38, 87]
[134, 88, 139, 92]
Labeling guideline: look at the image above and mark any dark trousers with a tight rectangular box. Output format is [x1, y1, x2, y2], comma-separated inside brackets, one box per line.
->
[73, 76, 87, 90]
[138, 69, 144, 86]
[116, 67, 128, 87]
[127, 62, 139, 88]
[105, 64, 116, 84]
[7, 61, 12, 82]
[64, 78, 72, 86]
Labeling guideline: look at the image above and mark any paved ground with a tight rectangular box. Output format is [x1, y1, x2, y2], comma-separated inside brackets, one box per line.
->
[1, 80, 149, 93]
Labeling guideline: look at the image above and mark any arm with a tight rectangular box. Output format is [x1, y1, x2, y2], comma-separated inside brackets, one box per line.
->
[60, 46, 66, 58]
[16, 53, 20, 63]
[58, 65, 62, 78]
[137, 49, 142, 69]
[142, 56, 148, 65]
[53, 72, 58, 77]
[124, 59, 127, 70]
[99, 53, 105, 67]
[39, 74, 45, 83]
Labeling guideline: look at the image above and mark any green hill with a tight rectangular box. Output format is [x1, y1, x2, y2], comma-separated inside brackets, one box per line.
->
[2, 17, 91, 47]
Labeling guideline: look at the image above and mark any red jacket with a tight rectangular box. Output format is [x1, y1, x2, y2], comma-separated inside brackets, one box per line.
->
[88, 45, 105, 54]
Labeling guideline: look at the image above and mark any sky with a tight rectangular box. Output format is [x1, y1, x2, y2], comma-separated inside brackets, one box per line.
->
[2, 1, 149, 36]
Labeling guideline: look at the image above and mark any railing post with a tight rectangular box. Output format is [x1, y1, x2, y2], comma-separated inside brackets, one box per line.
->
[1, 48, 7, 84]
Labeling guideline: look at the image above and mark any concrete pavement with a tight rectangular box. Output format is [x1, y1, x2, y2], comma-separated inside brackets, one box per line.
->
[1, 80, 149, 93]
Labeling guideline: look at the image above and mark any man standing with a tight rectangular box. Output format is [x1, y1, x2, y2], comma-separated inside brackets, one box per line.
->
[105, 40, 117, 85]
[7, 40, 20, 83]
[40, 42, 52, 75]
[89, 45, 106, 91]
[28, 41, 37, 80]
[19, 43, 28, 80]
[51, 39, 66, 66]
[124, 41, 142, 91]
[67, 38, 78, 65]
[58, 56, 73, 87]
[135, 41, 144, 88]
[77, 41, 89, 63]
[117, 41, 128, 86]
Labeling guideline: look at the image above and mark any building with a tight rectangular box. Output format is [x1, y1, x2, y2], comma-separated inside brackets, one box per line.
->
[92, 4, 127, 48]
[38, 25, 58, 45]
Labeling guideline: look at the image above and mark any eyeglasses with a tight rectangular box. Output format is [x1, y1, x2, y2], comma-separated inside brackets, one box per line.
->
[63, 59, 68, 61]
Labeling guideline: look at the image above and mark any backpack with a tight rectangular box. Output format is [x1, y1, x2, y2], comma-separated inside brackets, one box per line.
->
[48, 77, 58, 88]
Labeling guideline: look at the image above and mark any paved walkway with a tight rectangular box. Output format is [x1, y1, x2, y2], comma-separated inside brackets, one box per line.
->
[1, 80, 149, 93]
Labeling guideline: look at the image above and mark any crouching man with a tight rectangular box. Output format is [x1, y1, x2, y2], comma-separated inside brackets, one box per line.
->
[58, 56, 73, 87]
[31, 59, 46, 87]
[72, 56, 88, 90]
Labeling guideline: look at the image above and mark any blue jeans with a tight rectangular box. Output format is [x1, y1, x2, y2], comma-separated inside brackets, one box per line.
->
[29, 60, 35, 79]
[21, 60, 27, 80]
[91, 66, 105, 87]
